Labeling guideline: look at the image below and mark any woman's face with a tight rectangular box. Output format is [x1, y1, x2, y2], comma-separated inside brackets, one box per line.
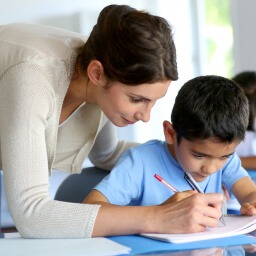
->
[96, 80, 171, 127]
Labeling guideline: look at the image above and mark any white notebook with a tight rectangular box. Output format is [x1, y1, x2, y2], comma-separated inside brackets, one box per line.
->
[141, 214, 256, 243]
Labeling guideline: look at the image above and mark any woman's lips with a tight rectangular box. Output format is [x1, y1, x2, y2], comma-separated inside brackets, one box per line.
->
[123, 117, 136, 124]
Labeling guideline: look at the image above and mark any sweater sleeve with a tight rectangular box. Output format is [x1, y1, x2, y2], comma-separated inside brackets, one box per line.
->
[0, 64, 100, 238]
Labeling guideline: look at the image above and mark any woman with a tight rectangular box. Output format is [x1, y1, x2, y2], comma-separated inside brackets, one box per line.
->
[0, 4, 223, 238]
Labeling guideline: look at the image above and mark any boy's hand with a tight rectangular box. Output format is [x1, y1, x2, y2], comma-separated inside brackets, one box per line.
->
[240, 201, 256, 215]
[160, 190, 197, 205]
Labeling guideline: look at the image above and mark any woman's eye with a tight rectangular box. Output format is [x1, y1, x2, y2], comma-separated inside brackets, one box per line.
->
[130, 97, 143, 103]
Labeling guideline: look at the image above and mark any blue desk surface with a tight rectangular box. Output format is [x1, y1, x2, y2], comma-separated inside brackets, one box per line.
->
[109, 233, 256, 255]
[248, 169, 256, 182]
[1, 232, 256, 255]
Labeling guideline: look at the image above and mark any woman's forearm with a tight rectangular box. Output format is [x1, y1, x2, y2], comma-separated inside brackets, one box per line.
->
[91, 193, 224, 237]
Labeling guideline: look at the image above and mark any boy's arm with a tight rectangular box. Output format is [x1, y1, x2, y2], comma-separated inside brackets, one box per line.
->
[232, 176, 256, 215]
[83, 190, 110, 205]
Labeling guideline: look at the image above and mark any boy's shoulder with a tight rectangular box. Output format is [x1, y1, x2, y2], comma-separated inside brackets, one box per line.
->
[126, 139, 167, 157]
[134, 139, 163, 150]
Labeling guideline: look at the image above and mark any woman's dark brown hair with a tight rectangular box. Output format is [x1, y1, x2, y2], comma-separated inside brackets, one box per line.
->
[78, 4, 178, 85]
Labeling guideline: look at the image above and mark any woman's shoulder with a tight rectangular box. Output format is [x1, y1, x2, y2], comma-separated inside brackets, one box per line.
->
[0, 23, 86, 73]
[0, 23, 86, 47]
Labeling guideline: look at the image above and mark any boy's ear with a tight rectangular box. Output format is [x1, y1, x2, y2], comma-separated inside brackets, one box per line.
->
[87, 60, 105, 85]
[163, 120, 176, 144]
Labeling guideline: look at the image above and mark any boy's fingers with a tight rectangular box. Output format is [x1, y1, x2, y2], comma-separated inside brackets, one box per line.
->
[241, 202, 256, 215]
[250, 202, 256, 208]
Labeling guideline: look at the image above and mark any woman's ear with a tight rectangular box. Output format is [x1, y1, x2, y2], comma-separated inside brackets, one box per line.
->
[87, 60, 105, 85]
[163, 120, 176, 144]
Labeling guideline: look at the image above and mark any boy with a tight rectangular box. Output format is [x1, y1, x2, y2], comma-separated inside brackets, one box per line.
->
[84, 75, 256, 216]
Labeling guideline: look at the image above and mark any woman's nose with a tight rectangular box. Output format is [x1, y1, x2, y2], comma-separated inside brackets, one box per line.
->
[135, 106, 151, 123]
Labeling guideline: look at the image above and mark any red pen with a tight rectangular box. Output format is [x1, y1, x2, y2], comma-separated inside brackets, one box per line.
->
[154, 173, 179, 193]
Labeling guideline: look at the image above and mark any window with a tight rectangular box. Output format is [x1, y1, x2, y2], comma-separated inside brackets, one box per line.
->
[201, 0, 233, 77]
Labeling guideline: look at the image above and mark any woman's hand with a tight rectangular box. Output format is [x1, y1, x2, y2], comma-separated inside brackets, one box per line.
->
[159, 190, 197, 205]
[154, 193, 224, 233]
[92, 192, 224, 236]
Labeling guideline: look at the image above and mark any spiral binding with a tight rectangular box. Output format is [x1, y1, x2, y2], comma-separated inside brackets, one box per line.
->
[223, 214, 251, 217]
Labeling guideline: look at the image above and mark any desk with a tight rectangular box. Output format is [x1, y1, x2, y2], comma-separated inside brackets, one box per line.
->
[247, 169, 256, 182]
[1, 232, 256, 255]
[108, 234, 256, 255]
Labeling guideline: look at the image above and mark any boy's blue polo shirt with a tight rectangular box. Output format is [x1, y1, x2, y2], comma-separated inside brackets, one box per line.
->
[94, 140, 249, 206]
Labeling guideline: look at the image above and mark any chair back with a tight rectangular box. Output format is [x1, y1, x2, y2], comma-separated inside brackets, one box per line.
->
[54, 167, 108, 203]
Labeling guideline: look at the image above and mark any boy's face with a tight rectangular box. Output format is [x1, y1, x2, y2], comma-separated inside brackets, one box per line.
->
[173, 138, 239, 182]
[163, 121, 240, 182]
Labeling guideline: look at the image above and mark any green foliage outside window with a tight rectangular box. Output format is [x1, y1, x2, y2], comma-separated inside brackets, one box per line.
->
[204, 0, 233, 77]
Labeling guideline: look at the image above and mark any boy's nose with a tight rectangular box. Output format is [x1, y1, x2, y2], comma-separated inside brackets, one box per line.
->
[201, 163, 220, 175]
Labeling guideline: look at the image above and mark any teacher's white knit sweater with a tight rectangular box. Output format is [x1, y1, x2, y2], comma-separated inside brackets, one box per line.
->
[0, 23, 135, 238]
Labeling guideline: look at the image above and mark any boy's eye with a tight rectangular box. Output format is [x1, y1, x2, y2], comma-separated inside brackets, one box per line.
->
[221, 155, 232, 160]
[194, 155, 204, 159]
[193, 154, 232, 160]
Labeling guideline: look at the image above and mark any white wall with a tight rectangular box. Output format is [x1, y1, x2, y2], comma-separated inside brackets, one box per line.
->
[231, 0, 256, 74]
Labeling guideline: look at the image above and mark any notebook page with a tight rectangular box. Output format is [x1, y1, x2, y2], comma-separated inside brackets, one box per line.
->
[141, 215, 256, 243]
